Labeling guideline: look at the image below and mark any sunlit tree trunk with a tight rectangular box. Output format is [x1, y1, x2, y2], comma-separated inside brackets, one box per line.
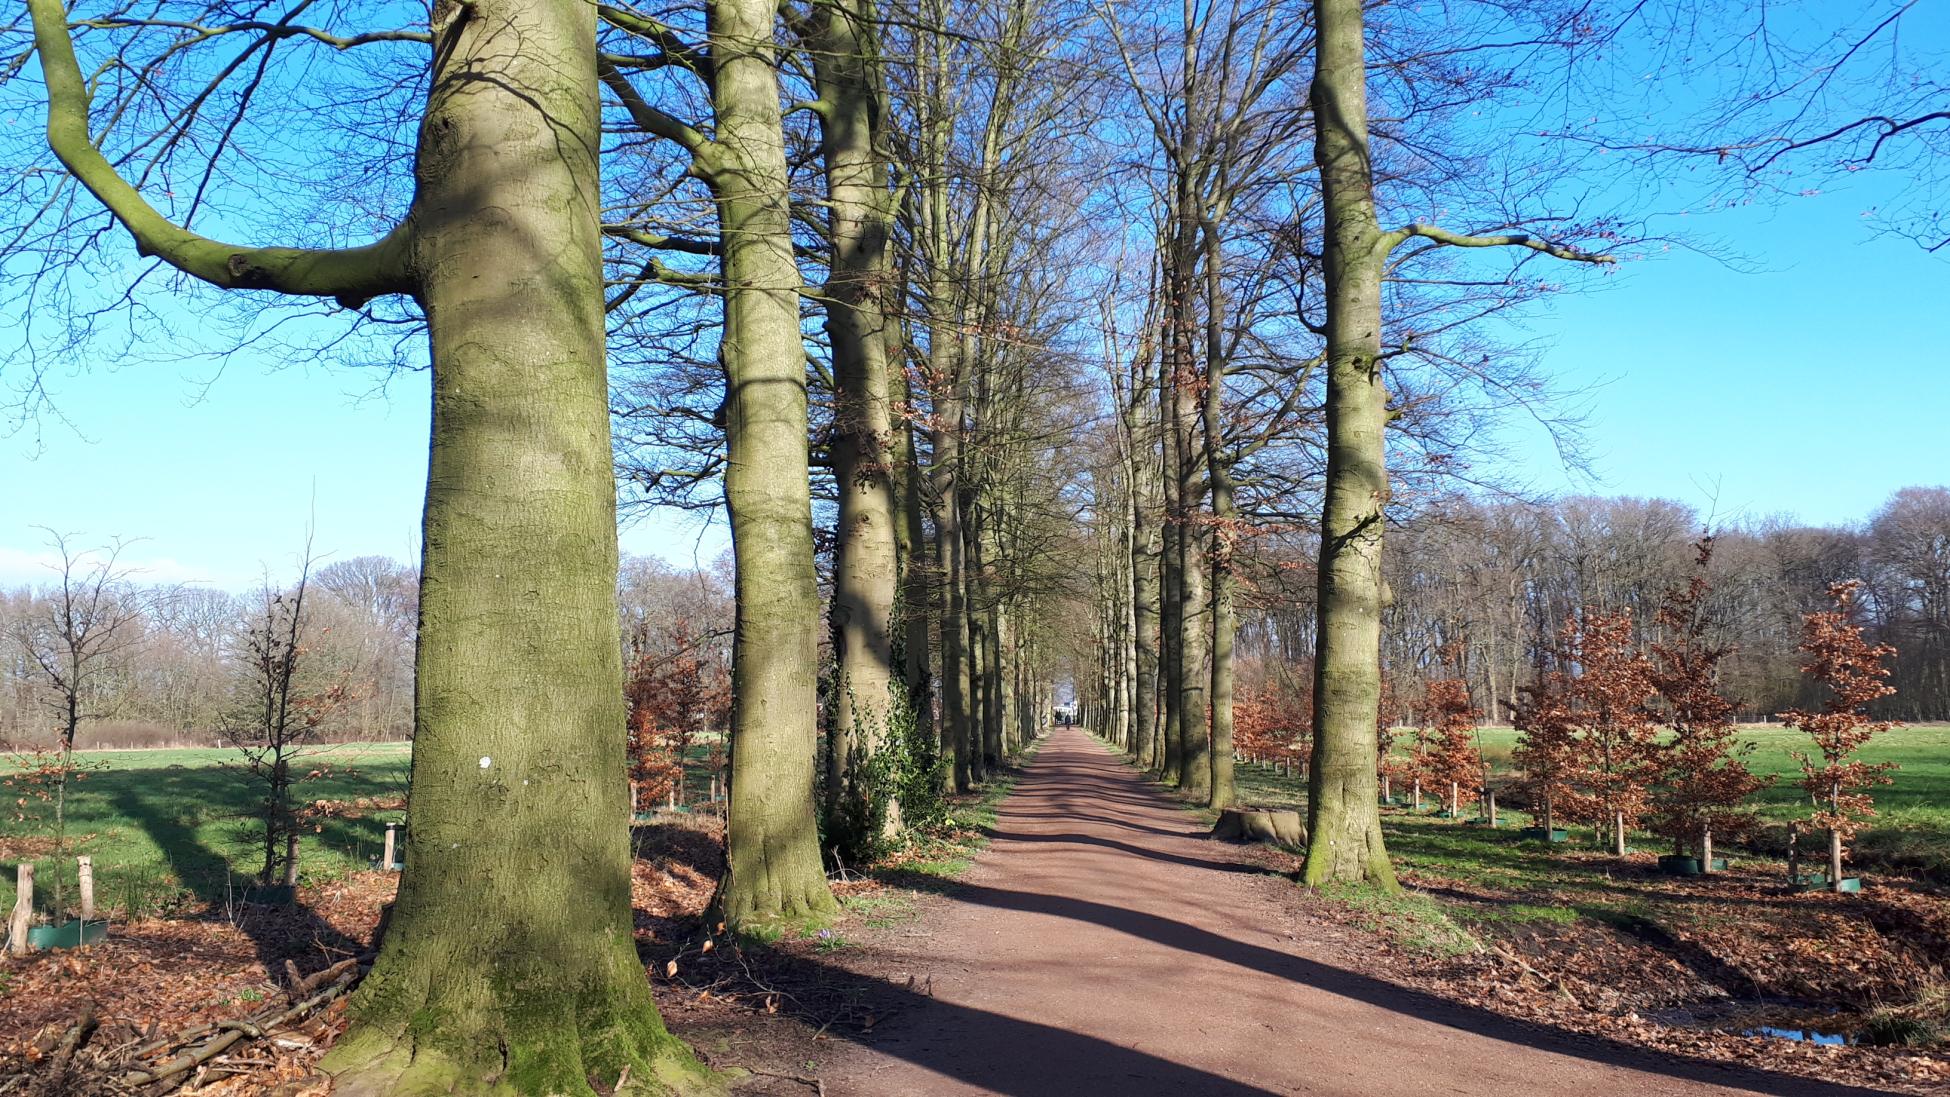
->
[1202, 229, 1236, 809]
[813, 0, 899, 814]
[1158, 319, 1186, 782]
[710, 0, 839, 925]
[24, 0, 716, 1082]
[1168, 215, 1209, 799]
[1302, 0, 1399, 890]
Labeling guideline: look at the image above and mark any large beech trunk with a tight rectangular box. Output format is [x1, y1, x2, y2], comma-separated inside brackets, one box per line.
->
[1201, 223, 1236, 810]
[32, 0, 713, 1079]
[1301, 0, 1399, 890]
[320, 2, 709, 1089]
[711, 0, 838, 926]
[815, 0, 901, 813]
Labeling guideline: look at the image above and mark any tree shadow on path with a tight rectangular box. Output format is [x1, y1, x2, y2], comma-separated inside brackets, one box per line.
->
[979, 826, 1275, 876]
[878, 874, 1890, 1097]
[107, 780, 368, 979]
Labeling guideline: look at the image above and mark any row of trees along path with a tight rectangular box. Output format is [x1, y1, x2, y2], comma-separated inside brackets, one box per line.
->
[10, 0, 1935, 1088]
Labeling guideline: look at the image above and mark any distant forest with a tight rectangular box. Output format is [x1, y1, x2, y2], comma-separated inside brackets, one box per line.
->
[5, 485, 1943, 751]
[1235, 486, 1950, 725]
[0, 552, 729, 749]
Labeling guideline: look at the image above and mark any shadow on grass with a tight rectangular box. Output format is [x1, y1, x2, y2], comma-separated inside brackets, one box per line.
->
[100, 765, 384, 975]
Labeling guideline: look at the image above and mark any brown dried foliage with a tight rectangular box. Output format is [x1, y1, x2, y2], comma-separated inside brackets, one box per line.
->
[1649, 540, 1770, 852]
[1782, 580, 1900, 849]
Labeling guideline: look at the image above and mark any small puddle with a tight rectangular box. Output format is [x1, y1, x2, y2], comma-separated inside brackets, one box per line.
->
[1744, 1025, 1851, 1046]
[1650, 1002, 1859, 1047]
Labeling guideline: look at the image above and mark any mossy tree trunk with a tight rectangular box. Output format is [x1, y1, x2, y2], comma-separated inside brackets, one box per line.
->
[1202, 227, 1237, 810]
[812, 0, 900, 815]
[1168, 223, 1209, 800]
[708, 0, 840, 927]
[26, 0, 714, 1088]
[1302, 0, 1399, 891]
[890, 330, 933, 714]
[1127, 362, 1164, 771]
[1157, 335, 1185, 783]
[918, 12, 975, 790]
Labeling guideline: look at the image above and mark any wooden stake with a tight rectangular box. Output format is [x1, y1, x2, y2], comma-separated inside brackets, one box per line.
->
[382, 823, 398, 870]
[8, 863, 33, 955]
[1614, 812, 1627, 856]
[1487, 789, 1498, 827]
[1701, 826, 1714, 874]
[77, 855, 93, 922]
[1450, 781, 1459, 817]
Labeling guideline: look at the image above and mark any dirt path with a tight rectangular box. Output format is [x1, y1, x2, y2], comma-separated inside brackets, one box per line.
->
[821, 726, 1884, 1097]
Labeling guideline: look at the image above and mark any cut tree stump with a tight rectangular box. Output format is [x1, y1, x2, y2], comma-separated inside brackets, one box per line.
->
[1212, 808, 1306, 848]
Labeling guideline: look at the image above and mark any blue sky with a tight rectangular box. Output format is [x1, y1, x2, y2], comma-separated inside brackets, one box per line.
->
[5, 180, 1939, 591]
[3, 180, 1944, 590]
[2, 4, 1945, 590]
[1493, 182, 1950, 527]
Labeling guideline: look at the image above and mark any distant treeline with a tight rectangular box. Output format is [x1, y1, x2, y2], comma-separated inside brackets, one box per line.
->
[0, 552, 729, 750]
[1235, 486, 1950, 723]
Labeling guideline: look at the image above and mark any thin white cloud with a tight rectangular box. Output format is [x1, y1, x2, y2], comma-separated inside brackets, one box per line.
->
[0, 544, 217, 589]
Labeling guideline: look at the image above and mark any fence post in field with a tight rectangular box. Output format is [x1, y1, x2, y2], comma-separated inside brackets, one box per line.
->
[8, 863, 33, 955]
[77, 856, 94, 921]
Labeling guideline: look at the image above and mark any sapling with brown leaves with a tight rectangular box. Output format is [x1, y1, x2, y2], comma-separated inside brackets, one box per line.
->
[624, 619, 727, 812]
[1649, 540, 1768, 869]
[1508, 668, 1578, 836]
[1418, 678, 1483, 819]
[1565, 611, 1663, 855]
[1783, 580, 1900, 891]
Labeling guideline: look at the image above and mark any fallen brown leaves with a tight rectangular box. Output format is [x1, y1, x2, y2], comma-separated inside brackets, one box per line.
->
[1298, 842, 1950, 1095]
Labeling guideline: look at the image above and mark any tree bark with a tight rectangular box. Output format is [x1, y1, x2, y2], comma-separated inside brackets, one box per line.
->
[1201, 220, 1235, 810]
[1158, 333, 1186, 784]
[29, 0, 716, 1086]
[813, 0, 900, 814]
[1172, 311, 1210, 801]
[709, 0, 838, 927]
[324, 1, 711, 1088]
[1301, 0, 1399, 890]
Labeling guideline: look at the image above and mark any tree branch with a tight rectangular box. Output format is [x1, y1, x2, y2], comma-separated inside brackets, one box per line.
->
[26, 0, 415, 308]
[598, 61, 718, 170]
[1383, 223, 1615, 264]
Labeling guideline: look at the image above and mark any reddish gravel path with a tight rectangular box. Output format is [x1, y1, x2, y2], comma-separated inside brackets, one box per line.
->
[822, 725, 1885, 1097]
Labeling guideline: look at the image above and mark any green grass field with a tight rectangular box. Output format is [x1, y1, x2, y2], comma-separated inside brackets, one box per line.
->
[1250, 722, 1950, 878]
[0, 737, 741, 922]
[2, 743, 414, 920]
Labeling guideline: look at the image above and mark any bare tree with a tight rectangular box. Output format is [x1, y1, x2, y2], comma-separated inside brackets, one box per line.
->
[226, 546, 349, 890]
[12, 531, 143, 912]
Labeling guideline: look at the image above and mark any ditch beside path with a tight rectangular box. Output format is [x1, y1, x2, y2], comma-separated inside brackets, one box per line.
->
[821, 724, 1882, 1097]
